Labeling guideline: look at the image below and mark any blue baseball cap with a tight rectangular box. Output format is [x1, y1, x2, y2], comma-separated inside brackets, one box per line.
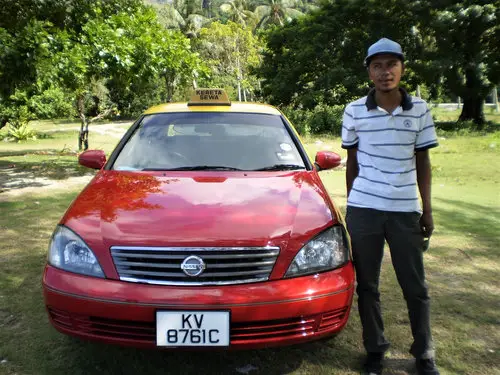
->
[364, 38, 404, 67]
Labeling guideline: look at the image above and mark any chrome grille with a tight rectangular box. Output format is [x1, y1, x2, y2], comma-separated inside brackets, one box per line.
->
[110, 246, 280, 286]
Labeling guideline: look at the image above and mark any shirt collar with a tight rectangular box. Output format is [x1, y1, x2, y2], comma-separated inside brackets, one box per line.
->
[365, 87, 414, 111]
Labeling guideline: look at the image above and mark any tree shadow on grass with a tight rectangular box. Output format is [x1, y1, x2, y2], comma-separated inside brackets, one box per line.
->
[0, 149, 62, 158]
[433, 196, 500, 259]
[0, 151, 94, 192]
[58, 335, 361, 375]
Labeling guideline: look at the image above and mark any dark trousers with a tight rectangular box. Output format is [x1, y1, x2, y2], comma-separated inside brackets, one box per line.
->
[345, 206, 434, 359]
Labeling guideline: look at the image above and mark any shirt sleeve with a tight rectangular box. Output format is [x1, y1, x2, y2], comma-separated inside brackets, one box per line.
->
[341, 106, 358, 149]
[415, 104, 439, 151]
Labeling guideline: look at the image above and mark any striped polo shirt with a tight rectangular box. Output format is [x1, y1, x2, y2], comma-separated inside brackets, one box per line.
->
[341, 88, 438, 213]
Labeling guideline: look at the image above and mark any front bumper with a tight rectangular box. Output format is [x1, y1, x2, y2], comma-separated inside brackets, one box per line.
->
[42, 263, 355, 349]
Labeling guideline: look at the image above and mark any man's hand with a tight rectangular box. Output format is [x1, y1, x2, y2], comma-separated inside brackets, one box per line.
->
[345, 148, 359, 196]
[420, 211, 434, 238]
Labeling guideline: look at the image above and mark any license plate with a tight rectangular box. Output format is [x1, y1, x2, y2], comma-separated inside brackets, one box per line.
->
[156, 311, 230, 347]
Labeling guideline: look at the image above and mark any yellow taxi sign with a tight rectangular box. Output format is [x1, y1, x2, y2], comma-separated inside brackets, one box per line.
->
[188, 88, 231, 106]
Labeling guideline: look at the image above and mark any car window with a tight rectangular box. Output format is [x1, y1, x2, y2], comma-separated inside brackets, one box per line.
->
[111, 112, 307, 171]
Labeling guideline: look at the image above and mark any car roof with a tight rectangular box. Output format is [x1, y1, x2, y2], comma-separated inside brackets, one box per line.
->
[143, 102, 282, 115]
[142, 88, 282, 116]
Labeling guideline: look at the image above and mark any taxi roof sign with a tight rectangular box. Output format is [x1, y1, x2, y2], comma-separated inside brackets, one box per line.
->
[188, 88, 231, 106]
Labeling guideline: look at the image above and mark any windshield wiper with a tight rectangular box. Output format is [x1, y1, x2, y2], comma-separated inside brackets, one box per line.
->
[252, 164, 306, 171]
[144, 165, 244, 171]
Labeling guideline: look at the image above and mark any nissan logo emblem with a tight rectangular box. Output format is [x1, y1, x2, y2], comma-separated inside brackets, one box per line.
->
[180, 255, 206, 277]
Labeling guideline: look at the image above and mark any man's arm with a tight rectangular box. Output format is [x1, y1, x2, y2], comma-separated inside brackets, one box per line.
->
[416, 149, 434, 237]
[346, 148, 359, 197]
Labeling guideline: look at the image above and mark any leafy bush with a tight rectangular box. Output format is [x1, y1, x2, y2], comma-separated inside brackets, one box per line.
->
[3, 104, 30, 129]
[280, 104, 344, 136]
[28, 87, 76, 119]
[4, 123, 37, 142]
[308, 104, 344, 135]
[0, 104, 37, 142]
[280, 105, 311, 135]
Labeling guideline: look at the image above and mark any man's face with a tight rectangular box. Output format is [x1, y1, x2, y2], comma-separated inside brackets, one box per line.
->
[368, 54, 404, 93]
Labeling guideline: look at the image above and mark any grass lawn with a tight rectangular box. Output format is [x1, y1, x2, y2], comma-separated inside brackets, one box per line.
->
[430, 105, 500, 124]
[0, 115, 499, 375]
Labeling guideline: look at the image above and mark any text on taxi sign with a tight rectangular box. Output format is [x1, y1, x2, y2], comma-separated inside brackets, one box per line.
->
[196, 89, 223, 100]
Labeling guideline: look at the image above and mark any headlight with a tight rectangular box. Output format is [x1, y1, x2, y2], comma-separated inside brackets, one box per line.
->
[48, 225, 105, 278]
[285, 226, 348, 278]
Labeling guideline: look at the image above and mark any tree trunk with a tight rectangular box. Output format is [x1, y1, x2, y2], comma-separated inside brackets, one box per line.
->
[83, 120, 90, 150]
[78, 119, 90, 151]
[0, 118, 7, 130]
[77, 95, 89, 151]
[458, 97, 485, 126]
[458, 68, 486, 126]
[493, 86, 499, 113]
[164, 74, 175, 102]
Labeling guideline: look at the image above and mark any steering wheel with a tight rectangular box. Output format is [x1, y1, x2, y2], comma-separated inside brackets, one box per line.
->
[165, 150, 192, 165]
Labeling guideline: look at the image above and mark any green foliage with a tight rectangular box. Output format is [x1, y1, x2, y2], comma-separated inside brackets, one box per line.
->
[255, 0, 419, 109]
[281, 103, 344, 136]
[27, 87, 76, 119]
[4, 123, 38, 142]
[253, 0, 304, 30]
[76, 6, 206, 114]
[219, 0, 258, 29]
[407, 1, 499, 124]
[414, 2, 498, 99]
[0, 0, 205, 127]
[280, 105, 310, 135]
[307, 103, 344, 135]
[0, 102, 36, 141]
[1, 95, 32, 129]
[147, 0, 212, 37]
[256, 0, 499, 128]
[194, 21, 262, 99]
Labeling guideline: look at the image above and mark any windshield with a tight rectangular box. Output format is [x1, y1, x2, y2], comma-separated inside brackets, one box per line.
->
[111, 112, 307, 171]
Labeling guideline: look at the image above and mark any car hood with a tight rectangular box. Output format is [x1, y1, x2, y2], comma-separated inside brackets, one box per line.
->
[62, 170, 336, 250]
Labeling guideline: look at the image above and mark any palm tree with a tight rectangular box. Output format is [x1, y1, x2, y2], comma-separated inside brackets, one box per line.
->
[252, 0, 304, 30]
[148, 0, 212, 38]
[219, 0, 258, 29]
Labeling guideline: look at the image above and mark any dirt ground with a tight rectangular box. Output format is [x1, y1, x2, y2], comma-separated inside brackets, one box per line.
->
[0, 167, 94, 202]
[0, 122, 130, 202]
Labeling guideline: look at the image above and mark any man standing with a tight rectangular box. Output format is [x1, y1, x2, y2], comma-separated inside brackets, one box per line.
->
[342, 38, 440, 375]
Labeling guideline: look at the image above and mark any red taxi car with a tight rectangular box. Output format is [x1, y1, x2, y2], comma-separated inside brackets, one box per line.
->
[42, 88, 355, 349]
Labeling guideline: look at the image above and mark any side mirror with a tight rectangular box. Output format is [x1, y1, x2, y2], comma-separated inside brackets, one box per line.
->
[78, 150, 106, 169]
[314, 151, 341, 171]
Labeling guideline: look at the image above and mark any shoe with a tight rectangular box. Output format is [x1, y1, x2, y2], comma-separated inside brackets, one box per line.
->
[363, 352, 384, 374]
[416, 357, 440, 375]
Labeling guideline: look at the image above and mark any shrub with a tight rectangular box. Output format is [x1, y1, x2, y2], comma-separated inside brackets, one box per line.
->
[1, 105, 37, 142]
[5, 123, 37, 142]
[280, 104, 344, 136]
[28, 87, 76, 119]
[280, 105, 311, 135]
[308, 104, 344, 135]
